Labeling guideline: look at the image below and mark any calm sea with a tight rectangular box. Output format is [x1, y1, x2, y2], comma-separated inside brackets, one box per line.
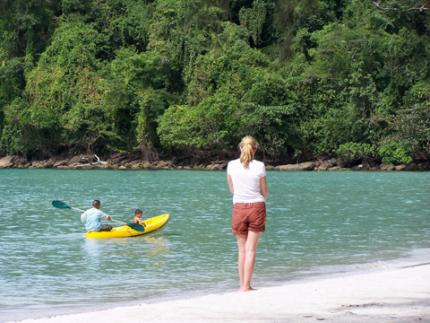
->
[0, 169, 429, 321]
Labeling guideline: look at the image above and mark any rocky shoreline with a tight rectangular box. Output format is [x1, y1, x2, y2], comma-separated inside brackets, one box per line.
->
[1, 154, 429, 171]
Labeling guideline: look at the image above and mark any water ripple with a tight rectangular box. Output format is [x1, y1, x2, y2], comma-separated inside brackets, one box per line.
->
[0, 169, 429, 321]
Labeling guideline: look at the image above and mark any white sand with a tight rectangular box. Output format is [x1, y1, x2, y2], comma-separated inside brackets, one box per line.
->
[12, 262, 430, 323]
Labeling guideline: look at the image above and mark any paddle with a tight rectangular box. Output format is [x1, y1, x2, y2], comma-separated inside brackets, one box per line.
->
[51, 200, 127, 225]
[52, 200, 85, 212]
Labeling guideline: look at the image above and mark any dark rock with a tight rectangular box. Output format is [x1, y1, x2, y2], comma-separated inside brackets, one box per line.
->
[153, 160, 173, 169]
[316, 158, 337, 171]
[79, 156, 91, 164]
[403, 162, 430, 171]
[128, 161, 142, 169]
[405, 162, 417, 171]
[30, 160, 52, 168]
[45, 158, 56, 168]
[13, 156, 29, 167]
[416, 162, 430, 170]
[206, 162, 226, 170]
[17, 162, 31, 168]
[138, 161, 152, 169]
[68, 156, 82, 164]
[276, 161, 316, 171]
[380, 164, 396, 171]
[395, 164, 406, 171]
[109, 153, 130, 164]
[53, 159, 69, 168]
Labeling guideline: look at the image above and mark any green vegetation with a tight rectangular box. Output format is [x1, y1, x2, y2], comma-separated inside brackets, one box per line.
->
[1, 0, 429, 164]
[378, 141, 413, 165]
[336, 142, 375, 166]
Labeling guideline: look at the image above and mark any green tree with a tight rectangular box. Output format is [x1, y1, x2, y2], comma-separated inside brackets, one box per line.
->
[1, 0, 430, 163]
[336, 142, 375, 166]
[0, 0, 60, 59]
[104, 47, 174, 157]
[378, 141, 413, 165]
[4, 20, 110, 156]
[392, 80, 430, 157]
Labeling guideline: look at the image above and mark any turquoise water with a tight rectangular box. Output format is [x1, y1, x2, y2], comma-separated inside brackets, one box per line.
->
[0, 169, 429, 321]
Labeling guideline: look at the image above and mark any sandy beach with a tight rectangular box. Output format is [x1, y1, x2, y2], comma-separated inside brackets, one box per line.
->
[11, 259, 430, 323]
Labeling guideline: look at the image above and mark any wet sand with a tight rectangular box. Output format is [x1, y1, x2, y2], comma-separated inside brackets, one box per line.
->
[12, 261, 430, 323]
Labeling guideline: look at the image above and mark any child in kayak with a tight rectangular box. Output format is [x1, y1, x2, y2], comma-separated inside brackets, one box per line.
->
[132, 209, 143, 224]
[128, 208, 145, 231]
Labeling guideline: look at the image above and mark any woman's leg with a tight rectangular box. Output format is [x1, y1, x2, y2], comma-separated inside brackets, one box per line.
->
[235, 233, 247, 289]
[242, 230, 261, 291]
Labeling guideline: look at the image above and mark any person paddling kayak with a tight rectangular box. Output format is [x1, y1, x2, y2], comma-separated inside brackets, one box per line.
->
[80, 200, 113, 232]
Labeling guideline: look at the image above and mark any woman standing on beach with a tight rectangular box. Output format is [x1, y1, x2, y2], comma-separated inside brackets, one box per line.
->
[227, 136, 268, 291]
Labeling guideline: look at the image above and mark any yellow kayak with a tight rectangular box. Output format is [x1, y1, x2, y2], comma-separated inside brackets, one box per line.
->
[85, 213, 170, 239]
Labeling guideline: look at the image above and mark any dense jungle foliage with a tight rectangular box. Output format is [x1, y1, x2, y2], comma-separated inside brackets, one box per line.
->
[1, 0, 429, 164]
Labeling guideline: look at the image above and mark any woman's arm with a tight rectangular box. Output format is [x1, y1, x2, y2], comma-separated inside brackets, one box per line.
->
[227, 174, 234, 194]
[260, 176, 268, 200]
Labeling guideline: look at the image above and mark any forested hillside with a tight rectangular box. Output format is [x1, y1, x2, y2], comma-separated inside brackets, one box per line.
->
[1, 0, 429, 165]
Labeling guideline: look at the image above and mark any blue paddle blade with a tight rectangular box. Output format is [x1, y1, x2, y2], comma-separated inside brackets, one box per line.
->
[127, 223, 145, 232]
[52, 200, 71, 209]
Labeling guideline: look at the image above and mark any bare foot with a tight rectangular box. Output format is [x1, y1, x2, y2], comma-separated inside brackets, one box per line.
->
[240, 287, 256, 292]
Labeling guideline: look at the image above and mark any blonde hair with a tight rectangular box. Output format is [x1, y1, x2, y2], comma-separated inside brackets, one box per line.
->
[239, 136, 258, 168]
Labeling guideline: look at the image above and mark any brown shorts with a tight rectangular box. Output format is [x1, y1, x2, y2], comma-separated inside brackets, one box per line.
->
[232, 202, 266, 235]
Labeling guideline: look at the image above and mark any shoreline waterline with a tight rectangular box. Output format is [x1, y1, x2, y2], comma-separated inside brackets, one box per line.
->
[4, 247, 430, 323]
[1, 155, 430, 171]
[7, 248, 430, 323]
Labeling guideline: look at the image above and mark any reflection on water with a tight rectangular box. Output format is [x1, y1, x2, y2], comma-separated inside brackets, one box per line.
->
[142, 236, 169, 257]
[82, 239, 101, 271]
[82, 235, 170, 271]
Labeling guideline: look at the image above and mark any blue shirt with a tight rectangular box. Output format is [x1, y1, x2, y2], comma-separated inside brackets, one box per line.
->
[81, 207, 109, 232]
